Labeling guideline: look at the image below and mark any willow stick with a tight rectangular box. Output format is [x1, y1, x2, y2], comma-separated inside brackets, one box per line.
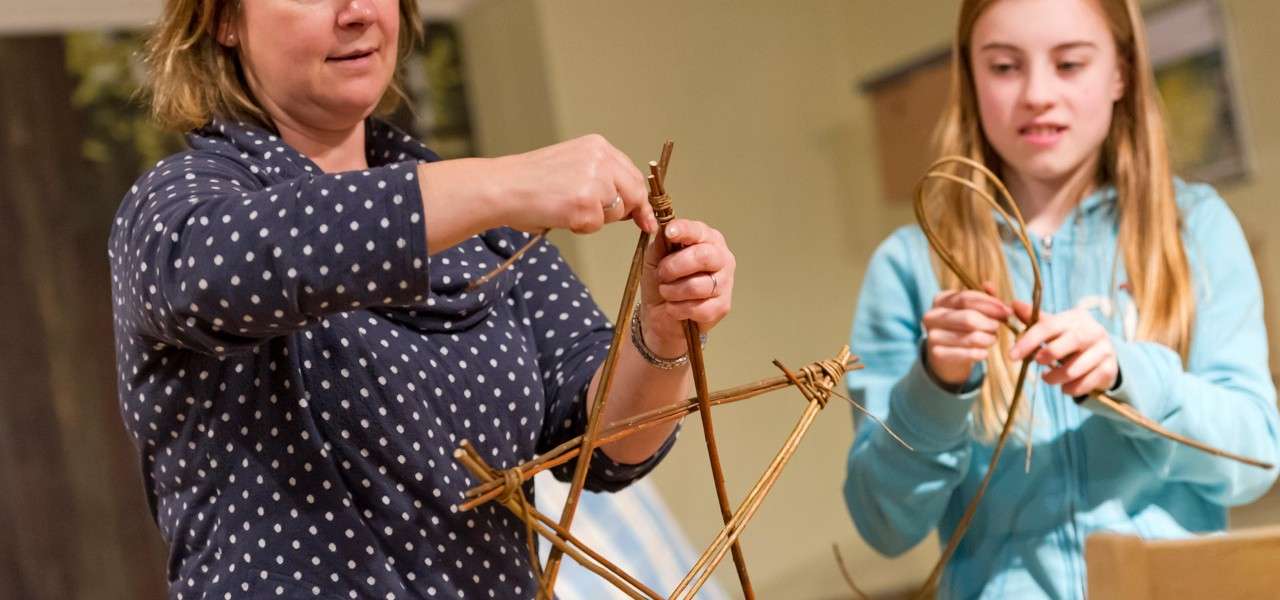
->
[464, 229, 549, 292]
[670, 358, 839, 599]
[542, 230, 650, 591]
[454, 444, 662, 600]
[648, 152, 755, 598]
[459, 355, 862, 512]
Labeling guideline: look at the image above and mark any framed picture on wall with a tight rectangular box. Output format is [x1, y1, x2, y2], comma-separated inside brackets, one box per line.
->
[1148, 0, 1251, 184]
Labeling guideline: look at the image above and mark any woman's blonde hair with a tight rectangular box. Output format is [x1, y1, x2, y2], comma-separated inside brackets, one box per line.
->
[144, 0, 423, 131]
[930, 0, 1194, 438]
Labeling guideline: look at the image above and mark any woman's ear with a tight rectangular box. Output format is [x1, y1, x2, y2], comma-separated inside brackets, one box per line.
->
[216, 13, 239, 48]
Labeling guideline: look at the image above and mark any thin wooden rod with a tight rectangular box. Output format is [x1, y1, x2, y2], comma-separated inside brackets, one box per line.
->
[542, 230, 651, 590]
[649, 151, 755, 598]
[454, 445, 662, 600]
[459, 355, 863, 512]
[670, 359, 835, 599]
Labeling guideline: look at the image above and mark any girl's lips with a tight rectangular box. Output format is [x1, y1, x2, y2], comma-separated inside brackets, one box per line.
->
[1019, 124, 1067, 147]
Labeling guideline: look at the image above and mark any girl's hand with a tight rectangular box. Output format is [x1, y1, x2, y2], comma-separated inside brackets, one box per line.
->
[1010, 301, 1119, 397]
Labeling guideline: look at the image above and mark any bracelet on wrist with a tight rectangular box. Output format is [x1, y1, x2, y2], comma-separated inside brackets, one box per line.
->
[629, 302, 706, 370]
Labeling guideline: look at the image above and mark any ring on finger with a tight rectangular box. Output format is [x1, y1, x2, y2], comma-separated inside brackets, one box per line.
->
[604, 195, 622, 211]
[708, 272, 718, 296]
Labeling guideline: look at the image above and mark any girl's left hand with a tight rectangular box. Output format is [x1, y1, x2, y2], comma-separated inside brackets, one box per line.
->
[637, 219, 735, 358]
[1009, 301, 1119, 397]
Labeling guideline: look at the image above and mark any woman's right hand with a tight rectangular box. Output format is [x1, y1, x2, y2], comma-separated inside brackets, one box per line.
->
[922, 285, 1011, 388]
[489, 134, 657, 234]
[417, 134, 656, 253]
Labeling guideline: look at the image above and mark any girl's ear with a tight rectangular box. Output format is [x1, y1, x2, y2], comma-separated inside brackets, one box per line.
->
[1110, 61, 1126, 102]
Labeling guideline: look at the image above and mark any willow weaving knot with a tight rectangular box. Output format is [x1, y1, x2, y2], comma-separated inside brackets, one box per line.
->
[790, 352, 849, 409]
[497, 467, 528, 505]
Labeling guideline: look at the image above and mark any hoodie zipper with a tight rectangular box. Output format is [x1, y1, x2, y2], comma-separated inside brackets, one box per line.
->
[1041, 232, 1087, 598]
[1037, 234, 1080, 597]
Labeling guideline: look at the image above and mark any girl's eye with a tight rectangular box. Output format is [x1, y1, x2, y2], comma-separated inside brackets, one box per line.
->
[1058, 61, 1084, 73]
[990, 63, 1018, 74]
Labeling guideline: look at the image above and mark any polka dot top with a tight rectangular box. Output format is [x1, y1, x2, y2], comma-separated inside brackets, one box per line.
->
[108, 118, 674, 599]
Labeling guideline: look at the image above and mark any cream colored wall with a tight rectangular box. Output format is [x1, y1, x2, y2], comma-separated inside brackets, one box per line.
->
[459, 0, 1280, 597]
[1215, 0, 1280, 360]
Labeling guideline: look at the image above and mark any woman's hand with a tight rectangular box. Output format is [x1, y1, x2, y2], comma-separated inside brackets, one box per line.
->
[489, 134, 658, 234]
[923, 285, 1011, 387]
[636, 220, 735, 358]
[1009, 301, 1119, 396]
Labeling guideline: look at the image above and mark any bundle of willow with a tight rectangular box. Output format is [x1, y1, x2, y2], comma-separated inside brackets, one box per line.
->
[451, 142, 904, 600]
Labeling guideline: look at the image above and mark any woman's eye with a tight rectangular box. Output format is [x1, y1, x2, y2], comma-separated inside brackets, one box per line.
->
[991, 63, 1017, 74]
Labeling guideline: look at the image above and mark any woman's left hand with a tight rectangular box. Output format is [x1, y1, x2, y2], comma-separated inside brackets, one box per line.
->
[637, 219, 735, 358]
[1009, 301, 1119, 397]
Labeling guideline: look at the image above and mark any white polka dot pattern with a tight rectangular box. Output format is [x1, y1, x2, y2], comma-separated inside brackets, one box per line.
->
[107, 119, 674, 599]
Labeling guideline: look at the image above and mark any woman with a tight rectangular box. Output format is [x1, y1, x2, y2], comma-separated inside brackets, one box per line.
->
[843, 0, 1279, 597]
[111, 1, 736, 598]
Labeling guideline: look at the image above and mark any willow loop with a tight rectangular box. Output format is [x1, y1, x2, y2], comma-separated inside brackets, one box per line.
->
[909, 156, 1273, 600]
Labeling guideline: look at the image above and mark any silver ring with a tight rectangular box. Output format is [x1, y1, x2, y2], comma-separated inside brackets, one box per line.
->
[604, 195, 622, 211]
[708, 272, 718, 296]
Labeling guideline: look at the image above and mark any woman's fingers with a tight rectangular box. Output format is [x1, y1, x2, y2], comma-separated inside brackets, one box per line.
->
[654, 221, 731, 282]
[657, 270, 727, 302]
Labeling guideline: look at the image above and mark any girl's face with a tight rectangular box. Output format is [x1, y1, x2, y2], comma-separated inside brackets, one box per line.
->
[970, 0, 1125, 186]
[225, 0, 400, 132]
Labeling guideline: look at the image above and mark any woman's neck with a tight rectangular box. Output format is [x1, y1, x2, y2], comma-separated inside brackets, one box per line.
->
[1004, 157, 1100, 239]
[274, 117, 370, 174]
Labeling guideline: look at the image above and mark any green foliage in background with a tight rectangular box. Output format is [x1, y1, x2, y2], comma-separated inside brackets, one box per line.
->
[64, 31, 185, 175]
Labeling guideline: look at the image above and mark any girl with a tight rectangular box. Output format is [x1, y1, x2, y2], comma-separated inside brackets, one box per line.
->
[843, 0, 1279, 597]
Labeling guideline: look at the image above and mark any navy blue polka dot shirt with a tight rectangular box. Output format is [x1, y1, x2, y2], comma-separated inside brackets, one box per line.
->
[108, 118, 673, 599]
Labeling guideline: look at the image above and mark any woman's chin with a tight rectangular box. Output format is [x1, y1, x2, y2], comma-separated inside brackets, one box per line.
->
[313, 95, 383, 126]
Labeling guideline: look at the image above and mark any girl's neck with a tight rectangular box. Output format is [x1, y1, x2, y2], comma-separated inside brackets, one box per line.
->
[1004, 156, 1100, 239]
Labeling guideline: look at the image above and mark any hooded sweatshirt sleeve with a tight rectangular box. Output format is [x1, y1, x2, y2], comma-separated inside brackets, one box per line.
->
[842, 227, 984, 556]
[1086, 185, 1280, 505]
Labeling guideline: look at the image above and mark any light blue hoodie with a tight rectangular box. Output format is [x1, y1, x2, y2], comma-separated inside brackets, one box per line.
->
[843, 181, 1279, 599]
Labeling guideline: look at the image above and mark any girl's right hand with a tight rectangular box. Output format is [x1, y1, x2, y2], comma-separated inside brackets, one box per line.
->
[922, 285, 1011, 388]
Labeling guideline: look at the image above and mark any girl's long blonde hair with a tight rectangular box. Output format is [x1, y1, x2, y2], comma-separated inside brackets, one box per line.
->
[931, 0, 1194, 438]
[144, 0, 423, 132]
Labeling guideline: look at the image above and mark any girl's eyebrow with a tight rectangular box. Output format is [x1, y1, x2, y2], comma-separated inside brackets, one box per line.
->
[978, 41, 1099, 53]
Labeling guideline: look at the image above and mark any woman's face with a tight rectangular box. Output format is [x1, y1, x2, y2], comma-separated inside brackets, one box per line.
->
[226, 0, 400, 132]
[970, 0, 1125, 186]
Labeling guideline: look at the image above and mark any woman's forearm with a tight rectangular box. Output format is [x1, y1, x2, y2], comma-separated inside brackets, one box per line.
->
[587, 315, 692, 464]
[416, 159, 507, 254]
